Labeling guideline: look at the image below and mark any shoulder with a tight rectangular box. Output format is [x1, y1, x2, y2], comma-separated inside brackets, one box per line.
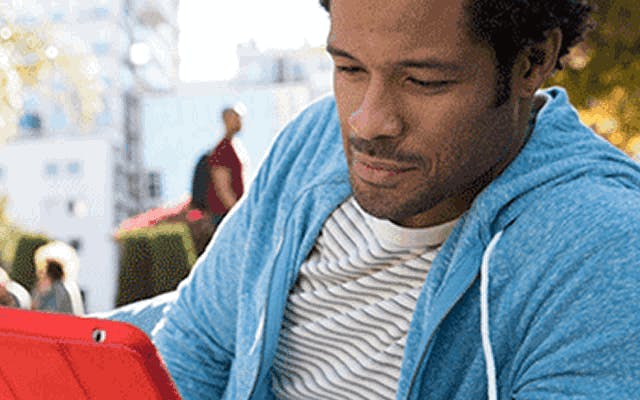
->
[495, 178, 640, 275]
[253, 95, 347, 194]
[524, 178, 640, 238]
[268, 95, 340, 159]
[489, 178, 640, 394]
[211, 138, 231, 154]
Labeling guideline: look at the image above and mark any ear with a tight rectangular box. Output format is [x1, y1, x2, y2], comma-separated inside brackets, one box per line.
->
[514, 28, 563, 98]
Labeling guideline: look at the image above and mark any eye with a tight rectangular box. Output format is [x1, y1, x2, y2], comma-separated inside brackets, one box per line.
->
[335, 65, 364, 74]
[407, 78, 452, 89]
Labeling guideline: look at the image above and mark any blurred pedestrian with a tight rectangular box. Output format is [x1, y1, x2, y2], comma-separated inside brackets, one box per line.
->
[0, 266, 31, 309]
[31, 241, 84, 315]
[190, 105, 247, 227]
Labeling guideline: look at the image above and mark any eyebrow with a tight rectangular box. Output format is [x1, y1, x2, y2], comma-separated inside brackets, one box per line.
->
[326, 44, 358, 61]
[326, 44, 464, 72]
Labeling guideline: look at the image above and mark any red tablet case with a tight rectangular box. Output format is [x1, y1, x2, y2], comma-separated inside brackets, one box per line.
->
[0, 308, 181, 399]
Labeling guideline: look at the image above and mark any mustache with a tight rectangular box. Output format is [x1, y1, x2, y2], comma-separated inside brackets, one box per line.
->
[348, 134, 425, 165]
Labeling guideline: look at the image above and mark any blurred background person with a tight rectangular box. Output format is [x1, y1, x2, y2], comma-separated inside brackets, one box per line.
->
[31, 241, 84, 315]
[0, 286, 16, 308]
[191, 104, 247, 227]
[0, 265, 31, 309]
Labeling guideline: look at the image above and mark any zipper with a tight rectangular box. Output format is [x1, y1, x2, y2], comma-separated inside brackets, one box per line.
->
[404, 272, 480, 400]
[245, 233, 285, 399]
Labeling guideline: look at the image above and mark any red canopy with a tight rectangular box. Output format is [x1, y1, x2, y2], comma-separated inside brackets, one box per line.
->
[115, 198, 196, 238]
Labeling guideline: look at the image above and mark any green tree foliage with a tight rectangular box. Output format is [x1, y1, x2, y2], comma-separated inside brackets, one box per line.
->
[10, 234, 50, 291]
[549, 0, 640, 154]
[0, 11, 103, 142]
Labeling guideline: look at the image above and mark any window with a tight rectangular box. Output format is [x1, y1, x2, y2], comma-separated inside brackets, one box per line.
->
[147, 171, 162, 199]
[19, 112, 42, 132]
[127, 174, 137, 195]
[67, 199, 88, 218]
[96, 105, 112, 126]
[51, 12, 65, 23]
[69, 238, 83, 253]
[290, 64, 305, 82]
[23, 94, 40, 109]
[67, 161, 82, 176]
[114, 202, 131, 226]
[40, 197, 61, 214]
[45, 163, 58, 177]
[114, 164, 127, 193]
[93, 7, 110, 19]
[93, 42, 110, 56]
[50, 107, 68, 130]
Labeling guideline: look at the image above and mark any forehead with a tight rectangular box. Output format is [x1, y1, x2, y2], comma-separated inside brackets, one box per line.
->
[223, 110, 240, 119]
[328, 0, 476, 61]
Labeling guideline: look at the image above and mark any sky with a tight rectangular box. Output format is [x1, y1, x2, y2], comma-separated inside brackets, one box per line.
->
[177, 0, 331, 82]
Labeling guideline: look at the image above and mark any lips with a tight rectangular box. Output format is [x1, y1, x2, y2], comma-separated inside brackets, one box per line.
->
[356, 160, 410, 174]
[351, 152, 416, 187]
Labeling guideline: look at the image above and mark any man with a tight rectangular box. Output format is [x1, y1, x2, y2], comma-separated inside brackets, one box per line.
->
[32, 241, 84, 315]
[207, 106, 245, 226]
[107, 0, 640, 398]
[0, 267, 31, 309]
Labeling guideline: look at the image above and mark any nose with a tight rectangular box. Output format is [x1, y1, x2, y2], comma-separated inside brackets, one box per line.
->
[348, 78, 404, 140]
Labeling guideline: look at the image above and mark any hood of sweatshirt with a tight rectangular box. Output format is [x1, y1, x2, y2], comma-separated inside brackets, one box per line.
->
[472, 86, 640, 242]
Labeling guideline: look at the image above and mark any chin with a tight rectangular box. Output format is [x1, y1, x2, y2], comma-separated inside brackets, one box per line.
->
[352, 188, 408, 221]
[352, 180, 448, 227]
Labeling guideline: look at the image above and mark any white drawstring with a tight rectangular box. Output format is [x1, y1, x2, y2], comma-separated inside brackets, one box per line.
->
[481, 231, 503, 400]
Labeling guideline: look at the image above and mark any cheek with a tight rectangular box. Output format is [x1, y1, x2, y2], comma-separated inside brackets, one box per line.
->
[442, 111, 512, 178]
[413, 105, 491, 172]
[334, 73, 368, 114]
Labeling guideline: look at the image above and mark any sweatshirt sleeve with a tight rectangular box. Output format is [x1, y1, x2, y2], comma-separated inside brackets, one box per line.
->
[95, 195, 257, 399]
[510, 229, 640, 399]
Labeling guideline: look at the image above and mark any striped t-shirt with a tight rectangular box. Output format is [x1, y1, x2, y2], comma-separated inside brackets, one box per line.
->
[272, 197, 457, 399]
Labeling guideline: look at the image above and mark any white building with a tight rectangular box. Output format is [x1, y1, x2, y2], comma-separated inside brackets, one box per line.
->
[235, 41, 333, 100]
[0, 137, 118, 312]
[0, 0, 179, 312]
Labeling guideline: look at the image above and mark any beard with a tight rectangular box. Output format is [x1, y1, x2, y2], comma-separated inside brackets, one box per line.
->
[348, 169, 449, 224]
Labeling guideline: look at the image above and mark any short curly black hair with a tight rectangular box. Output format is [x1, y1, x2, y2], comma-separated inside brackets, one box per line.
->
[319, 0, 594, 105]
[46, 259, 65, 281]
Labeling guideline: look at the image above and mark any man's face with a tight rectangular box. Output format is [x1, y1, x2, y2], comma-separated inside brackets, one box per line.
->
[224, 111, 242, 135]
[329, 0, 521, 227]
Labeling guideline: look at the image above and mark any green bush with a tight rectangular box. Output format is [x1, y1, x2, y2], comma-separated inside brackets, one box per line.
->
[116, 223, 196, 306]
[10, 234, 50, 291]
[115, 231, 154, 307]
[149, 223, 196, 296]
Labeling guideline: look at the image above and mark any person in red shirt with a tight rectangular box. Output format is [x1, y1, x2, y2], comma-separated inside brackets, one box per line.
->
[207, 106, 245, 225]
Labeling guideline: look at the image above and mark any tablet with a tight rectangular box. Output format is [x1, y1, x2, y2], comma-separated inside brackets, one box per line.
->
[0, 308, 181, 400]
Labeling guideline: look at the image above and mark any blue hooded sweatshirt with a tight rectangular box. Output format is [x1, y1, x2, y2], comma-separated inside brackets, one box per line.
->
[103, 87, 640, 399]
